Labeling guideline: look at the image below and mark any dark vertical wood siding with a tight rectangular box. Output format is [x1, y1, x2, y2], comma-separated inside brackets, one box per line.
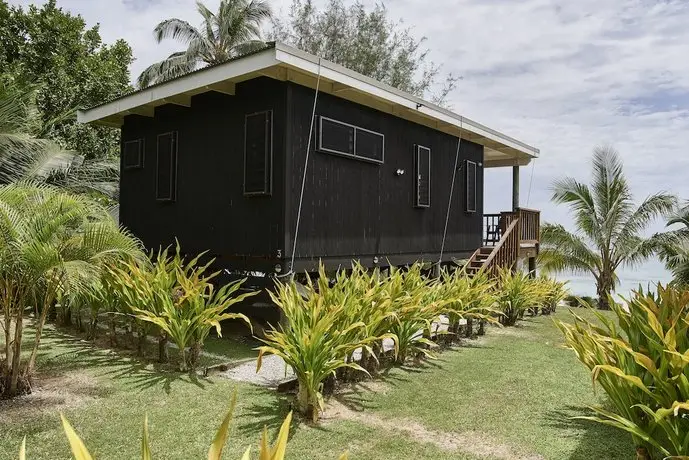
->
[285, 83, 483, 268]
[120, 77, 286, 271]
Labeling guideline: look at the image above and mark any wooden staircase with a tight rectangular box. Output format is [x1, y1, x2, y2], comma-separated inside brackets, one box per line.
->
[466, 208, 540, 277]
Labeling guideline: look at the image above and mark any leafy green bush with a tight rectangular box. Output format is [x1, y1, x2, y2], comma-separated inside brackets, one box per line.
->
[534, 276, 568, 315]
[439, 268, 498, 338]
[557, 285, 689, 459]
[494, 267, 545, 326]
[258, 266, 384, 421]
[112, 245, 255, 371]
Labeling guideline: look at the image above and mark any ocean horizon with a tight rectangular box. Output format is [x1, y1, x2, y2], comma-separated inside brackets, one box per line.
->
[553, 258, 673, 299]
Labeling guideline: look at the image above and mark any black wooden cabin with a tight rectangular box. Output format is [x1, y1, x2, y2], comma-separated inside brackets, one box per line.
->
[79, 43, 540, 279]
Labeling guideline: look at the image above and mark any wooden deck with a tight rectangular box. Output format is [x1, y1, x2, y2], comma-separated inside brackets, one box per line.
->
[467, 208, 540, 275]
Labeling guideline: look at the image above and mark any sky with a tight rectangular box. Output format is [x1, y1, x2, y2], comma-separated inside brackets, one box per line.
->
[9, 0, 687, 290]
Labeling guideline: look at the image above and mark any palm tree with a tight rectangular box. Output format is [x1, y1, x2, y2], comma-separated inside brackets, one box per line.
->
[0, 183, 143, 398]
[656, 204, 689, 285]
[137, 0, 272, 88]
[539, 146, 676, 309]
[0, 79, 119, 200]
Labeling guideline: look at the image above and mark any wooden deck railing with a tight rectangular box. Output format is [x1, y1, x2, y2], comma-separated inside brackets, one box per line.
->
[482, 208, 541, 248]
[481, 218, 520, 276]
[516, 208, 540, 245]
[473, 208, 541, 276]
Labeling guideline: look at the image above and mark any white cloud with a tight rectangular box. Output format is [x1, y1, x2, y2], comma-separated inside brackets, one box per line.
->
[9, 0, 687, 286]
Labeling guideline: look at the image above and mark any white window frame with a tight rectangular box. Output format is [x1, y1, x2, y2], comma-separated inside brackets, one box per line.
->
[415, 145, 431, 208]
[243, 110, 273, 196]
[156, 131, 178, 202]
[466, 160, 477, 213]
[123, 138, 144, 170]
[318, 116, 384, 164]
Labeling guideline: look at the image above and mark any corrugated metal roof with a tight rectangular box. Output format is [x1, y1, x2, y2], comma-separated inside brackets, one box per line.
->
[87, 42, 277, 111]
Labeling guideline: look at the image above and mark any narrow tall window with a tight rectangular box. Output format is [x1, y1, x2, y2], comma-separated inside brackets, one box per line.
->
[123, 139, 144, 169]
[466, 160, 477, 212]
[244, 110, 272, 195]
[415, 145, 431, 208]
[156, 132, 177, 201]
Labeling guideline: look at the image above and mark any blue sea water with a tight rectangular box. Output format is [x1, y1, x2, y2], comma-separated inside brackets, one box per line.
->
[553, 259, 673, 299]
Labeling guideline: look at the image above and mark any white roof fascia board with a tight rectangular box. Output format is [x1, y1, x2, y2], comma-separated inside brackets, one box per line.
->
[274, 43, 539, 159]
[77, 49, 280, 124]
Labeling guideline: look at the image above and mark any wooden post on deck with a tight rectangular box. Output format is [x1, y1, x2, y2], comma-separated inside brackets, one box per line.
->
[512, 165, 520, 211]
[528, 256, 536, 278]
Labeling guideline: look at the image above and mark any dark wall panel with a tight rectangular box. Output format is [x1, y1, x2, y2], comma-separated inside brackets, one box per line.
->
[120, 77, 286, 270]
[285, 83, 483, 265]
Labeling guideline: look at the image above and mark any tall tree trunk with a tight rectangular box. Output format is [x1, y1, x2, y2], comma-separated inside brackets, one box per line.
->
[27, 289, 56, 374]
[3, 315, 11, 369]
[597, 275, 613, 310]
[8, 311, 23, 396]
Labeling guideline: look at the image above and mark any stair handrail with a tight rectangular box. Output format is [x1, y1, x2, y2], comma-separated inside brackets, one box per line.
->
[482, 218, 519, 274]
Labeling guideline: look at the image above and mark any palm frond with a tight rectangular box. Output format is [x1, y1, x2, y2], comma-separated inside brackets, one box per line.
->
[153, 18, 204, 45]
[138, 0, 272, 87]
[539, 223, 601, 276]
[551, 177, 604, 246]
[137, 52, 199, 88]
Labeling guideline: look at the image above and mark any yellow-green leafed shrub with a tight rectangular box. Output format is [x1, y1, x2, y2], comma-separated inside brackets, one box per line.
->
[18, 391, 348, 459]
[535, 276, 568, 315]
[386, 265, 443, 363]
[328, 264, 398, 377]
[112, 245, 255, 370]
[557, 285, 689, 459]
[439, 268, 499, 337]
[494, 267, 545, 326]
[257, 266, 384, 421]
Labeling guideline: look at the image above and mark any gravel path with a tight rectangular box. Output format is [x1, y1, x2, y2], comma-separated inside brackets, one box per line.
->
[220, 354, 294, 387]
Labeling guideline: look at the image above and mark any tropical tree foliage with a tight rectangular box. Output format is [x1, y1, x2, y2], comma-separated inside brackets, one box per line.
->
[0, 79, 119, 199]
[656, 203, 689, 286]
[0, 0, 133, 160]
[557, 285, 689, 460]
[0, 183, 143, 399]
[539, 147, 676, 309]
[271, 0, 458, 105]
[138, 0, 272, 88]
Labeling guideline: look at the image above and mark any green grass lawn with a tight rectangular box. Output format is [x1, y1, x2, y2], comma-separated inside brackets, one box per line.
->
[0, 308, 633, 459]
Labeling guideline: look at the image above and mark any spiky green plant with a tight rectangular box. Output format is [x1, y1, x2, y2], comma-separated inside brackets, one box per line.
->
[494, 267, 545, 326]
[439, 268, 498, 339]
[257, 266, 385, 421]
[386, 264, 444, 363]
[557, 285, 689, 459]
[113, 245, 255, 370]
[534, 276, 568, 315]
[328, 263, 398, 377]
